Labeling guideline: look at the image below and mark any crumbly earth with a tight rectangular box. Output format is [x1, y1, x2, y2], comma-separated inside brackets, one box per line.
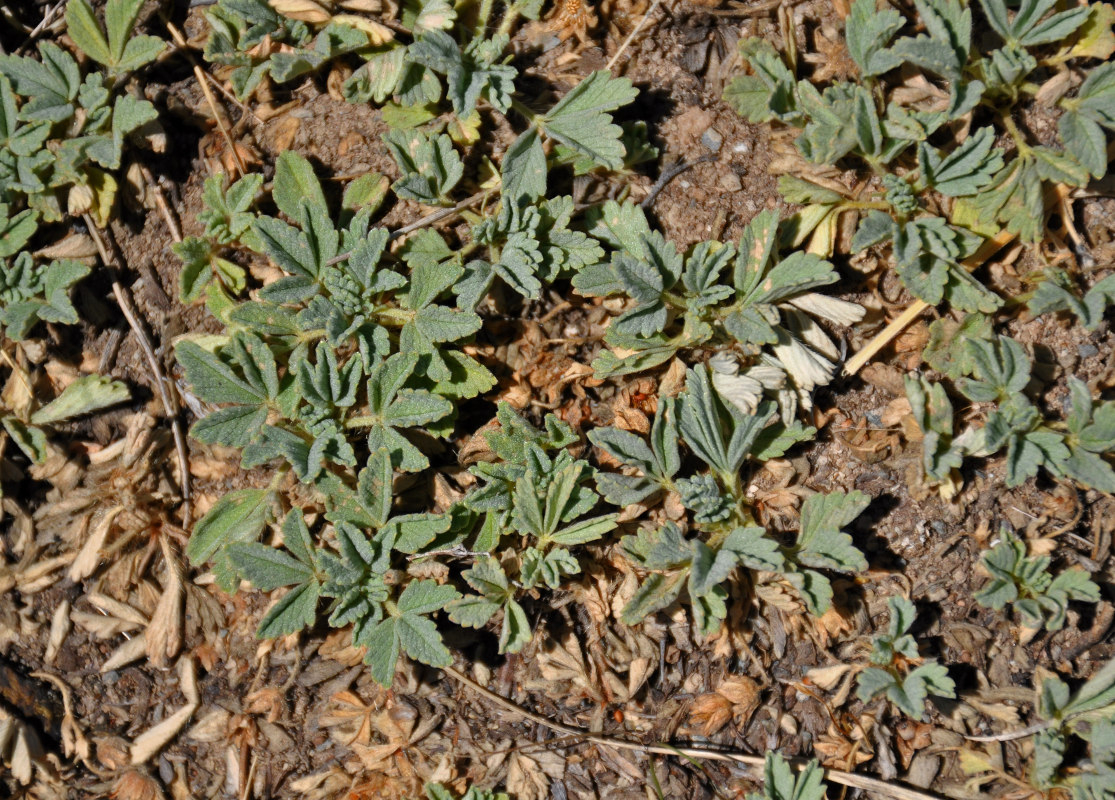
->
[2, 2, 1114, 799]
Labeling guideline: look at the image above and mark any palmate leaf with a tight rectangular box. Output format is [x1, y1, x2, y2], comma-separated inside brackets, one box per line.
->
[918, 127, 1004, 196]
[1060, 61, 1115, 178]
[891, 0, 972, 80]
[360, 579, 460, 685]
[979, 0, 1091, 47]
[794, 491, 869, 572]
[407, 30, 516, 116]
[0, 42, 81, 123]
[385, 129, 464, 205]
[65, 0, 166, 73]
[677, 365, 774, 477]
[1028, 270, 1115, 330]
[536, 71, 638, 171]
[186, 487, 276, 592]
[725, 38, 798, 124]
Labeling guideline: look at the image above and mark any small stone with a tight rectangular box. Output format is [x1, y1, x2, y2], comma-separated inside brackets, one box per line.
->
[719, 172, 742, 192]
[733, 141, 751, 154]
[1079, 343, 1099, 359]
[701, 127, 723, 152]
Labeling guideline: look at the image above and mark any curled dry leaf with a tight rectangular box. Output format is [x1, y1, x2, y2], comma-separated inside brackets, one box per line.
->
[70, 506, 124, 582]
[101, 634, 147, 673]
[35, 233, 98, 261]
[186, 707, 231, 743]
[506, 750, 567, 800]
[269, 0, 332, 23]
[0, 706, 38, 784]
[43, 599, 70, 666]
[111, 770, 167, 800]
[144, 537, 184, 668]
[814, 721, 875, 770]
[331, 14, 394, 44]
[319, 690, 376, 746]
[687, 675, 761, 736]
[130, 657, 198, 765]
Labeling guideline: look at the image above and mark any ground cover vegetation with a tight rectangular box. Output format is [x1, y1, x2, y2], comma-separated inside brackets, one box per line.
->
[0, 0, 1114, 797]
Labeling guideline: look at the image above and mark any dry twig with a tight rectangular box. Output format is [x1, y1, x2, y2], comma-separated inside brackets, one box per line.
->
[443, 666, 947, 800]
[606, 0, 664, 72]
[84, 217, 192, 524]
[164, 20, 248, 178]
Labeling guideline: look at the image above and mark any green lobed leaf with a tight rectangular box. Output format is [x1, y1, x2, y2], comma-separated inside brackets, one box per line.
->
[30, 374, 129, 425]
[273, 150, 328, 220]
[538, 71, 639, 171]
[186, 487, 275, 566]
[256, 580, 320, 638]
[227, 541, 313, 590]
[845, 0, 904, 77]
[795, 491, 870, 572]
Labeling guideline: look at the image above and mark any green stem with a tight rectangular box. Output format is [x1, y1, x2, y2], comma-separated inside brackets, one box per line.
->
[511, 98, 540, 124]
[268, 465, 290, 490]
[842, 200, 892, 212]
[496, 3, 521, 37]
[475, 0, 496, 36]
[1001, 115, 1033, 156]
[661, 290, 688, 310]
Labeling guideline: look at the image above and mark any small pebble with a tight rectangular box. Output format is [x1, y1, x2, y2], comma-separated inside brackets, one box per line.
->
[701, 127, 723, 152]
[733, 141, 751, 154]
[719, 172, 742, 192]
[1079, 343, 1099, 358]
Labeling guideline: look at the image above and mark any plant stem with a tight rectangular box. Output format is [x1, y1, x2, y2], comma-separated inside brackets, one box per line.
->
[511, 98, 539, 123]
[496, 2, 521, 37]
[475, 0, 496, 35]
[1001, 114, 1032, 156]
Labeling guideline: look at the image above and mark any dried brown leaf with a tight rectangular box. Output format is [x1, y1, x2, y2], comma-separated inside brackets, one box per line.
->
[111, 770, 167, 800]
[130, 658, 198, 764]
[144, 537, 184, 668]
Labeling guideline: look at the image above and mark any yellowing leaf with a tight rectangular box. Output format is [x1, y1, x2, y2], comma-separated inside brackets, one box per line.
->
[269, 0, 331, 23]
[86, 168, 119, 227]
[1068, 3, 1115, 60]
[331, 14, 395, 45]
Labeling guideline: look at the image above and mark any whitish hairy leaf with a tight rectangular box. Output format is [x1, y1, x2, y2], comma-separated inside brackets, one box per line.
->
[539, 71, 639, 170]
[795, 491, 869, 571]
[31, 374, 129, 425]
[845, 0, 904, 77]
[186, 488, 275, 565]
[227, 542, 313, 590]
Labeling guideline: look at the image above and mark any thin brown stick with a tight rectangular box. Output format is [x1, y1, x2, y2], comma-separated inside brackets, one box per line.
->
[443, 666, 947, 800]
[164, 21, 247, 179]
[15, 0, 66, 54]
[704, 0, 800, 16]
[605, 0, 664, 72]
[964, 719, 1052, 743]
[140, 165, 183, 243]
[84, 217, 192, 524]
